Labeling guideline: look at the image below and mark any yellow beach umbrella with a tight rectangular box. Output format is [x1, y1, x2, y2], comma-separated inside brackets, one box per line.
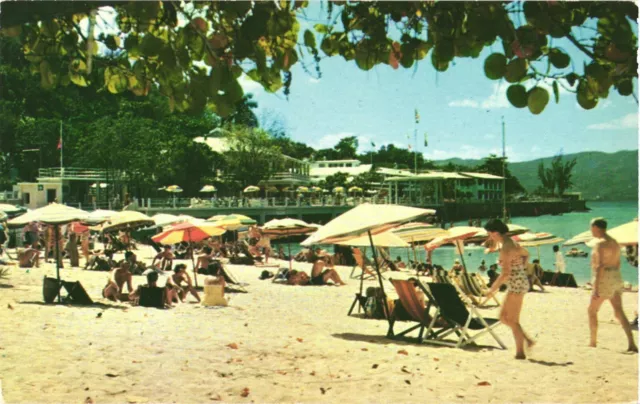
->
[199, 185, 217, 193]
[243, 185, 260, 193]
[311, 186, 323, 193]
[297, 186, 309, 193]
[165, 185, 183, 193]
[333, 186, 345, 194]
[348, 186, 363, 193]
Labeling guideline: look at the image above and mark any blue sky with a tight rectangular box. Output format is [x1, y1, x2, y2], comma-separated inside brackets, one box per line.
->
[238, 6, 638, 163]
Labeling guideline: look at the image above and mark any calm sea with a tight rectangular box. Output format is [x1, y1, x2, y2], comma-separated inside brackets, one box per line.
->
[285, 201, 639, 286]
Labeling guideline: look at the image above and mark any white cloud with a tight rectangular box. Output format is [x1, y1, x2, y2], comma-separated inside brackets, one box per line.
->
[587, 113, 638, 130]
[423, 145, 525, 162]
[448, 99, 479, 108]
[308, 77, 320, 84]
[238, 74, 263, 94]
[483, 133, 496, 140]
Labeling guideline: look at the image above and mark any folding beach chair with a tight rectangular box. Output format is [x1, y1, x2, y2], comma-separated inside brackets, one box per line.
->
[350, 248, 377, 280]
[61, 280, 93, 305]
[388, 279, 443, 342]
[470, 273, 501, 306]
[219, 264, 248, 293]
[422, 282, 506, 349]
[138, 286, 165, 308]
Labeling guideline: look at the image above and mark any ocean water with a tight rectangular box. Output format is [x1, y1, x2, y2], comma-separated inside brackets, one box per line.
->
[283, 201, 639, 286]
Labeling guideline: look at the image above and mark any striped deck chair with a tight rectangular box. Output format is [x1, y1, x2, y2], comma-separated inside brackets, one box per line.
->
[434, 268, 482, 306]
[470, 273, 501, 306]
[388, 279, 447, 342]
[350, 248, 378, 280]
[421, 282, 506, 349]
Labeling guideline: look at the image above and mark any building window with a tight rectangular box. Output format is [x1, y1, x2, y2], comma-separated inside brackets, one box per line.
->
[23, 192, 30, 204]
[346, 163, 352, 167]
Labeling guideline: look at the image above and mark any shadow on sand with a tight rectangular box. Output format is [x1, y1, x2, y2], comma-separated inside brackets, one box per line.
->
[19, 300, 128, 311]
[527, 359, 574, 367]
[332, 332, 503, 352]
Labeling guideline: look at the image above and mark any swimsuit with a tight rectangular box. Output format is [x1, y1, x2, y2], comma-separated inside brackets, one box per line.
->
[311, 274, 325, 285]
[506, 257, 529, 294]
[592, 267, 623, 299]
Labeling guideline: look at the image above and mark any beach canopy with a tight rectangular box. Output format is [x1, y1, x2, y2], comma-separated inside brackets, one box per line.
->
[348, 186, 363, 193]
[151, 213, 183, 228]
[199, 185, 217, 193]
[206, 214, 227, 222]
[392, 222, 445, 243]
[261, 218, 318, 238]
[209, 214, 256, 230]
[90, 182, 108, 189]
[311, 186, 323, 192]
[152, 221, 226, 245]
[266, 186, 279, 193]
[301, 203, 435, 246]
[102, 211, 154, 233]
[0, 203, 25, 215]
[84, 209, 118, 224]
[425, 226, 485, 251]
[335, 231, 409, 248]
[514, 232, 565, 247]
[333, 186, 345, 194]
[165, 185, 183, 193]
[9, 203, 89, 226]
[297, 186, 309, 193]
[243, 185, 260, 193]
[565, 219, 638, 247]
[0, 211, 6, 221]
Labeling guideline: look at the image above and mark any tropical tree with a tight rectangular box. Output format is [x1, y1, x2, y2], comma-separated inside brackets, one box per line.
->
[350, 170, 384, 192]
[2, 1, 635, 116]
[320, 172, 349, 192]
[222, 125, 281, 188]
[537, 161, 556, 196]
[475, 154, 525, 194]
[551, 154, 578, 196]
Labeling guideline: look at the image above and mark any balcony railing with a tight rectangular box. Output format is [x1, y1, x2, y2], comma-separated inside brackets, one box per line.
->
[38, 167, 108, 181]
[264, 172, 310, 183]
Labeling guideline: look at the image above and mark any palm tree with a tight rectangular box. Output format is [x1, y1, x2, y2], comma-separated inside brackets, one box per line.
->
[537, 161, 555, 196]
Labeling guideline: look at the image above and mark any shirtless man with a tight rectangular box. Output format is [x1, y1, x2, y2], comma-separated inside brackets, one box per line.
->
[129, 271, 175, 308]
[152, 245, 174, 271]
[587, 218, 637, 352]
[102, 251, 135, 302]
[310, 258, 346, 286]
[196, 247, 217, 275]
[18, 243, 40, 268]
[167, 264, 201, 303]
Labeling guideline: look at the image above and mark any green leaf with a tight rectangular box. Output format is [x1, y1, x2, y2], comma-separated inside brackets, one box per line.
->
[105, 35, 121, 51]
[527, 87, 549, 114]
[304, 29, 316, 48]
[107, 73, 128, 94]
[504, 58, 528, 83]
[40, 60, 56, 89]
[69, 72, 88, 87]
[577, 82, 598, 110]
[355, 45, 376, 71]
[552, 81, 559, 104]
[140, 34, 164, 57]
[548, 48, 570, 69]
[617, 79, 633, 96]
[506, 84, 528, 108]
[314, 24, 329, 34]
[484, 53, 507, 80]
[320, 36, 338, 56]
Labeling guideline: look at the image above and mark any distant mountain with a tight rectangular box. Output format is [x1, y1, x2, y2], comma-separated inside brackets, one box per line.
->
[433, 150, 639, 201]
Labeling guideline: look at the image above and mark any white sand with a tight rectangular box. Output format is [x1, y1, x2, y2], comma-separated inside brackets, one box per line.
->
[0, 246, 637, 403]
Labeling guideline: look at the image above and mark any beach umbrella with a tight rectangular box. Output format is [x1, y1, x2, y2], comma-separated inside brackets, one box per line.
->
[301, 203, 434, 330]
[514, 232, 565, 260]
[506, 224, 529, 236]
[152, 213, 183, 228]
[199, 185, 217, 193]
[90, 183, 108, 189]
[0, 211, 6, 221]
[565, 219, 638, 248]
[102, 211, 154, 233]
[311, 186, 323, 193]
[262, 218, 319, 271]
[9, 203, 89, 302]
[206, 214, 227, 222]
[366, 189, 378, 195]
[425, 226, 485, 274]
[82, 209, 118, 225]
[165, 185, 183, 193]
[152, 221, 227, 287]
[392, 222, 444, 243]
[209, 214, 257, 231]
[335, 231, 409, 248]
[243, 185, 260, 193]
[297, 186, 309, 193]
[266, 186, 279, 193]
[333, 186, 345, 194]
[563, 230, 592, 247]
[0, 203, 23, 215]
[348, 186, 363, 193]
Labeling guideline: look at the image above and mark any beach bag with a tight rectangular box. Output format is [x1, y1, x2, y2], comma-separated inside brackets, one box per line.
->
[364, 287, 393, 319]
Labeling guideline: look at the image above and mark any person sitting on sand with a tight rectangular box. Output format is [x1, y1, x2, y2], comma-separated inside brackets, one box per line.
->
[449, 259, 464, 277]
[526, 259, 546, 292]
[394, 256, 407, 269]
[85, 250, 116, 271]
[309, 258, 346, 286]
[129, 271, 175, 308]
[196, 246, 217, 275]
[167, 264, 201, 303]
[478, 260, 487, 272]
[152, 245, 174, 271]
[18, 242, 40, 268]
[587, 218, 637, 352]
[102, 251, 135, 302]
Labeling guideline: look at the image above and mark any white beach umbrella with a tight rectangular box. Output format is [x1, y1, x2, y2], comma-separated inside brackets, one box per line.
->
[9, 203, 89, 226]
[0, 203, 25, 214]
[262, 218, 319, 271]
[151, 213, 183, 228]
[565, 219, 638, 248]
[335, 231, 409, 248]
[84, 209, 118, 224]
[102, 211, 154, 233]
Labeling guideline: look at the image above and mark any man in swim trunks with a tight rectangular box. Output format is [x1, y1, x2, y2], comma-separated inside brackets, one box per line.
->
[129, 271, 175, 307]
[309, 258, 346, 286]
[167, 263, 201, 303]
[102, 251, 135, 302]
[587, 218, 637, 352]
[196, 246, 218, 275]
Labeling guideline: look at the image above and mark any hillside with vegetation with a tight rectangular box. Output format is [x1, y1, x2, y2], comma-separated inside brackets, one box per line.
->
[435, 150, 639, 201]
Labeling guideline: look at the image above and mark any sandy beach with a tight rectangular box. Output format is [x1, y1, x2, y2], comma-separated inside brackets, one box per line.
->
[0, 246, 637, 404]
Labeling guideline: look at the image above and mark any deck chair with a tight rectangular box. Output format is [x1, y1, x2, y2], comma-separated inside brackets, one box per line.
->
[138, 286, 165, 308]
[388, 279, 443, 342]
[219, 265, 248, 293]
[350, 248, 377, 280]
[422, 282, 506, 349]
[469, 273, 501, 306]
[61, 280, 93, 305]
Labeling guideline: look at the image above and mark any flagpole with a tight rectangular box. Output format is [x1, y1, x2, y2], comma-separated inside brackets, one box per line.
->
[501, 116, 507, 222]
[60, 120, 63, 203]
[414, 109, 418, 174]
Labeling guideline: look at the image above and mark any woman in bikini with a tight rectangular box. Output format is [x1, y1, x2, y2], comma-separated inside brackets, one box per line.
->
[481, 219, 535, 360]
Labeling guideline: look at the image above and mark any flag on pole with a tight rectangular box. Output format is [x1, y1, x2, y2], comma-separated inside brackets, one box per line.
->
[424, 132, 428, 147]
[414, 108, 420, 124]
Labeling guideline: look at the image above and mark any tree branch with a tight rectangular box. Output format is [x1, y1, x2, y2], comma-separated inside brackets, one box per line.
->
[567, 33, 596, 60]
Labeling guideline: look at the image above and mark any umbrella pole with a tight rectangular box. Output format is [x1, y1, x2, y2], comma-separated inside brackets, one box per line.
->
[288, 243, 292, 272]
[55, 224, 61, 303]
[537, 246, 540, 261]
[191, 241, 198, 288]
[368, 230, 392, 337]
